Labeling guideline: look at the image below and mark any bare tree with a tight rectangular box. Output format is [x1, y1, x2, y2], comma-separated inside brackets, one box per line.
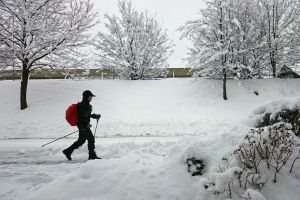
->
[0, 0, 97, 109]
[95, 0, 173, 80]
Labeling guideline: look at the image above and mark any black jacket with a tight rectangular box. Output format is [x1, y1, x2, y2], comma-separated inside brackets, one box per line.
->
[77, 98, 97, 129]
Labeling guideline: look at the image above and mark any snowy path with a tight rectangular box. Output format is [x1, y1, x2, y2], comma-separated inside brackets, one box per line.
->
[0, 137, 180, 200]
[0, 126, 248, 200]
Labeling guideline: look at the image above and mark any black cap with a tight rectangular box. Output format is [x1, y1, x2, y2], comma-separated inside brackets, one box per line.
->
[82, 90, 95, 98]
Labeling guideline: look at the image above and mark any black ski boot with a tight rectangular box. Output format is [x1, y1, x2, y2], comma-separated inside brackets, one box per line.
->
[88, 150, 101, 160]
[62, 147, 74, 161]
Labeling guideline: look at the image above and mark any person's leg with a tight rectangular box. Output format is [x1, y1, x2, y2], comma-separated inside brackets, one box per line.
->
[63, 130, 87, 160]
[86, 129, 100, 160]
[86, 128, 95, 150]
[70, 130, 87, 149]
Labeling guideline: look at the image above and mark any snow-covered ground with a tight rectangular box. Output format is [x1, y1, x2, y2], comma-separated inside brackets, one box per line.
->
[0, 78, 300, 200]
[1, 78, 299, 139]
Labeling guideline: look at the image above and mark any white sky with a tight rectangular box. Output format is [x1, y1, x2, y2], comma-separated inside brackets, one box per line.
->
[91, 0, 206, 68]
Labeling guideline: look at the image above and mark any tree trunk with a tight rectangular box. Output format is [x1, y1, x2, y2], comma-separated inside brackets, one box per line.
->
[219, 3, 227, 101]
[223, 67, 228, 100]
[130, 66, 140, 80]
[20, 62, 29, 110]
[130, 73, 137, 80]
[271, 54, 277, 78]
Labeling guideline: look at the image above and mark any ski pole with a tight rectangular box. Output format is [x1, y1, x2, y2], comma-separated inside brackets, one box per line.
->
[41, 130, 79, 147]
[94, 117, 100, 138]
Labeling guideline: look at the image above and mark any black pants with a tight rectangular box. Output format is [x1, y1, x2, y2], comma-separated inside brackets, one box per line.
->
[69, 128, 95, 151]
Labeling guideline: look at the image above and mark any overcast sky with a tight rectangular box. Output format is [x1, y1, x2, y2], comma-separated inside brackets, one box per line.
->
[91, 0, 206, 68]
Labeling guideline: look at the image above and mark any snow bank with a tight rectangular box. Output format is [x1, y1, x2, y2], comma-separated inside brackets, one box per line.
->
[247, 97, 300, 128]
[22, 124, 249, 200]
[241, 189, 266, 200]
[25, 139, 202, 200]
[253, 98, 300, 115]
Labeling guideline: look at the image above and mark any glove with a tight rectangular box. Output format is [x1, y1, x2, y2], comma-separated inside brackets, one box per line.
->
[91, 114, 101, 119]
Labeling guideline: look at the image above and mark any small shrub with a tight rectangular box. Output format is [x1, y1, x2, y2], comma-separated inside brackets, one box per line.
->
[186, 157, 205, 176]
[201, 123, 300, 200]
[234, 123, 297, 184]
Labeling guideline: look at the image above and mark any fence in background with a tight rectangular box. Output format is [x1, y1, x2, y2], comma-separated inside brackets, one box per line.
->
[0, 68, 193, 80]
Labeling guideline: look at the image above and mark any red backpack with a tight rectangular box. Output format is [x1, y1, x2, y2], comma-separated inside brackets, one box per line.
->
[66, 104, 78, 126]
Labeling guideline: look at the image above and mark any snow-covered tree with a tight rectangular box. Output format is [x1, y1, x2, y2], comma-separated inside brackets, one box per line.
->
[0, 44, 14, 68]
[180, 0, 234, 100]
[259, 0, 300, 77]
[226, 0, 269, 79]
[180, 0, 300, 100]
[0, 8, 17, 70]
[95, 0, 173, 80]
[0, 0, 97, 110]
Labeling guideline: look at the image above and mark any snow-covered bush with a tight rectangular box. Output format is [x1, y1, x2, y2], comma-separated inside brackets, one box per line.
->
[257, 109, 300, 136]
[200, 165, 244, 199]
[167, 140, 209, 178]
[199, 122, 300, 200]
[186, 157, 205, 176]
[252, 98, 300, 136]
[240, 189, 266, 200]
[234, 123, 299, 184]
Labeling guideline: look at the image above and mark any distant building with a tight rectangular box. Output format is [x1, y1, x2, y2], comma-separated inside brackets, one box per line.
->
[278, 66, 300, 79]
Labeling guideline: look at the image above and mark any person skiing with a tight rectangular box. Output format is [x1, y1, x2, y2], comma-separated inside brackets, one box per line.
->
[63, 90, 101, 160]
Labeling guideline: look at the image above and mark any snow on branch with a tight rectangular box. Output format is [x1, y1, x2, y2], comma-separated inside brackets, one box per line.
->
[180, 0, 300, 79]
[0, 0, 98, 70]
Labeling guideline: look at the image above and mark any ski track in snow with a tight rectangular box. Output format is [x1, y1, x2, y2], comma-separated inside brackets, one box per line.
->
[0, 142, 82, 200]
